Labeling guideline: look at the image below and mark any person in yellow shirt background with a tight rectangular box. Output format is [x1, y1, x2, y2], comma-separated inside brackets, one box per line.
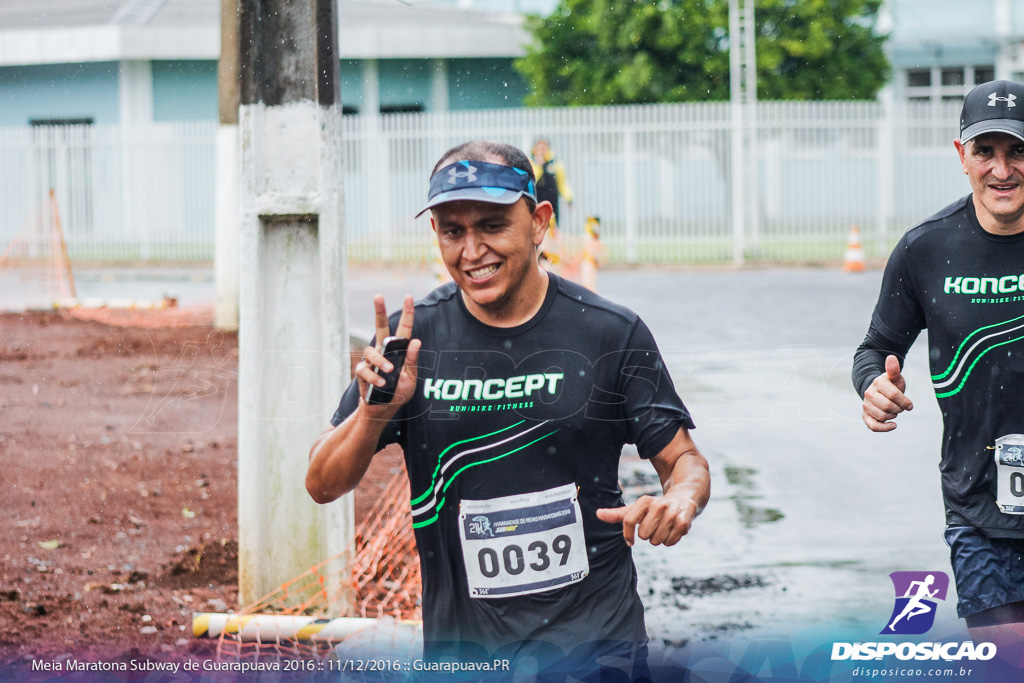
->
[532, 139, 574, 276]
[531, 138, 573, 228]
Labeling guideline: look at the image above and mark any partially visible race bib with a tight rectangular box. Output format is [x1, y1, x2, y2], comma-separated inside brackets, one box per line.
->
[995, 434, 1024, 515]
[458, 483, 589, 599]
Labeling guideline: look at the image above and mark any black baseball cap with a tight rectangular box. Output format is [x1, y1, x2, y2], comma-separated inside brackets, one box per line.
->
[960, 80, 1024, 143]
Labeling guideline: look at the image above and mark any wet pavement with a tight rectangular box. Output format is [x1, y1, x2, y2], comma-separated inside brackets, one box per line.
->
[606, 268, 952, 644]
[0, 262, 955, 643]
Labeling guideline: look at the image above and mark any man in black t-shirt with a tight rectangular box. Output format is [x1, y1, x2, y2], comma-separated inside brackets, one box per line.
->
[306, 141, 710, 674]
[854, 81, 1024, 649]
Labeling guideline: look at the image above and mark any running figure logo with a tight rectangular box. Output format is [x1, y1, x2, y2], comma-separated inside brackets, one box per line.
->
[881, 571, 950, 635]
[467, 515, 494, 538]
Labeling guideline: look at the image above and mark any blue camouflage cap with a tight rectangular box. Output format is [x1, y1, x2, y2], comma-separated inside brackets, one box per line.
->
[416, 160, 537, 217]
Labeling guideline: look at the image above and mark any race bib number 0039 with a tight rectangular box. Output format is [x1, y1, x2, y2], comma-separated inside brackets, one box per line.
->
[996, 434, 1024, 515]
[459, 483, 589, 599]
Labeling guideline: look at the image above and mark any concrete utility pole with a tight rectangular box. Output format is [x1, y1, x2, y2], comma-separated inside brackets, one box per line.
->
[215, 0, 240, 331]
[237, 0, 351, 611]
[729, 0, 758, 265]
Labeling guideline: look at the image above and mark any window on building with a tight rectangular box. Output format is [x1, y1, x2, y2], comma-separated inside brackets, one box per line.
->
[941, 68, 965, 86]
[903, 65, 995, 104]
[379, 104, 424, 114]
[29, 118, 95, 126]
[907, 70, 931, 88]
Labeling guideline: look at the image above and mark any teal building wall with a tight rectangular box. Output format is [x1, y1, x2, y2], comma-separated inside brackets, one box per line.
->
[379, 59, 433, 111]
[152, 60, 218, 122]
[0, 57, 528, 126]
[341, 60, 364, 113]
[0, 62, 120, 126]
[448, 58, 528, 110]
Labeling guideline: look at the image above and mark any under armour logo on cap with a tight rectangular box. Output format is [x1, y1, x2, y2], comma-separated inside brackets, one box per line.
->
[417, 159, 538, 217]
[447, 163, 478, 185]
[960, 80, 1024, 143]
[988, 92, 1017, 107]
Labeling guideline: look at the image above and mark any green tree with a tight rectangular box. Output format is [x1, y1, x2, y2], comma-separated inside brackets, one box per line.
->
[516, 0, 889, 106]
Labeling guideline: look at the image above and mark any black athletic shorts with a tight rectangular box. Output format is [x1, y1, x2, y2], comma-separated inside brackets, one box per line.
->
[944, 525, 1024, 623]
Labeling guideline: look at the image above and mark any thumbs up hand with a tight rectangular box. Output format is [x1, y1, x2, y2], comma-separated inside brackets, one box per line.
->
[862, 355, 914, 432]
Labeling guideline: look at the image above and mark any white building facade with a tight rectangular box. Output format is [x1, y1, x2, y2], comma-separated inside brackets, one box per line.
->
[887, 0, 1024, 103]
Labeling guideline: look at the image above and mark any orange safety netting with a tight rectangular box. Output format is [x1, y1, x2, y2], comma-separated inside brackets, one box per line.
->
[212, 468, 421, 662]
[63, 304, 214, 328]
[350, 470, 421, 620]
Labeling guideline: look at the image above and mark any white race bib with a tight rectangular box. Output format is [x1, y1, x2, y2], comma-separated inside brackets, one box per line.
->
[458, 483, 589, 599]
[995, 434, 1024, 515]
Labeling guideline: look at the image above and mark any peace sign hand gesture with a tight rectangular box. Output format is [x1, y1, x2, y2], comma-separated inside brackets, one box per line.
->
[354, 295, 421, 418]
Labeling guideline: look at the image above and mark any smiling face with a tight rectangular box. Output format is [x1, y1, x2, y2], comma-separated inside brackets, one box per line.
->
[430, 197, 552, 326]
[956, 132, 1024, 234]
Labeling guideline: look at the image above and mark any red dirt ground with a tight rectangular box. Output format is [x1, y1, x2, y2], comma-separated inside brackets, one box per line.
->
[0, 310, 403, 679]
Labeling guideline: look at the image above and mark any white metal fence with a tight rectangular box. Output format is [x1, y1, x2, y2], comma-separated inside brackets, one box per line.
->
[0, 101, 969, 265]
[0, 122, 215, 262]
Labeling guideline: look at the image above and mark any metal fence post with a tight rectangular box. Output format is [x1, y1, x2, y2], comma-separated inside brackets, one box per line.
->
[624, 127, 637, 264]
[876, 91, 895, 258]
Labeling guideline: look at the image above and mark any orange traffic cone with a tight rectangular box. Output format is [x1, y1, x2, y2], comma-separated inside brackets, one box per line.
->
[843, 225, 865, 272]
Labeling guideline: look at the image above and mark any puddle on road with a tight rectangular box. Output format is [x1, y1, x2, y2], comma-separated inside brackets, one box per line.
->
[736, 501, 785, 526]
[618, 457, 786, 539]
[645, 572, 771, 615]
[724, 465, 784, 528]
[660, 574, 771, 621]
[621, 452, 798, 642]
[670, 573, 768, 596]
[620, 467, 660, 498]
[620, 461, 785, 530]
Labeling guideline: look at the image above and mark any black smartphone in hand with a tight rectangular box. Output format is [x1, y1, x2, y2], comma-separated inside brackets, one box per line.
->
[365, 336, 411, 405]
